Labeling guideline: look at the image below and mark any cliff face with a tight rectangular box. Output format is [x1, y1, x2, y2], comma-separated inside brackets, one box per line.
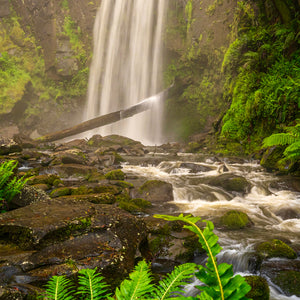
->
[0, 0, 100, 137]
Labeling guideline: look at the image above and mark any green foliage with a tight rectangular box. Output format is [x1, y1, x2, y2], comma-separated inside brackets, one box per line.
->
[155, 214, 251, 300]
[0, 160, 29, 212]
[42, 214, 251, 300]
[220, 15, 300, 152]
[263, 123, 300, 161]
[185, 0, 194, 34]
[151, 263, 196, 299]
[76, 268, 110, 299]
[44, 275, 74, 300]
[115, 260, 154, 299]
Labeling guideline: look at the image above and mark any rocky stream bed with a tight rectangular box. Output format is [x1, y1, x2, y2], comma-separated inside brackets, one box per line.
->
[0, 134, 300, 299]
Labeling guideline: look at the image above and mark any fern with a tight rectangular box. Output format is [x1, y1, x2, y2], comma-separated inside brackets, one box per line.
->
[154, 214, 251, 300]
[76, 268, 110, 299]
[115, 260, 154, 300]
[44, 275, 74, 300]
[263, 123, 300, 161]
[151, 263, 196, 299]
[0, 160, 29, 211]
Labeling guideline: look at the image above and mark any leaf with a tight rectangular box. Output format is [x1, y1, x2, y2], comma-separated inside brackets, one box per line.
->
[152, 263, 196, 299]
[76, 268, 110, 299]
[115, 260, 154, 300]
[44, 275, 74, 300]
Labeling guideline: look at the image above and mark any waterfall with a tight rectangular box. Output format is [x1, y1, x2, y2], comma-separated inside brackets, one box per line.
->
[84, 0, 168, 145]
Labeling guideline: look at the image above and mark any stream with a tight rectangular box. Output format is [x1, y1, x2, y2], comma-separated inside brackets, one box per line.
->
[122, 153, 300, 300]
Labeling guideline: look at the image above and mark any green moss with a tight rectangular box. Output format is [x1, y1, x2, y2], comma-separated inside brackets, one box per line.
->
[113, 181, 133, 189]
[50, 187, 71, 198]
[220, 210, 250, 229]
[114, 153, 126, 164]
[139, 180, 166, 193]
[93, 185, 121, 195]
[71, 185, 93, 195]
[257, 239, 297, 259]
[88, 193, 116, 204]
[27, 174, 61, 186]
[131, 198, 151, 208]
[118, 201, 141, 213]
[272, 270, 300, 296]
[104, 169, 125, 181]
[245, 275, 270, 300]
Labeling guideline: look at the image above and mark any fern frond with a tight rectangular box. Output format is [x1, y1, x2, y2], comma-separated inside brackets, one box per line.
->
[44, 275, 74, 300]
[262, 133, 297, 147]
[76, 268, 110, 299]
[284, 140, 300, 161]
[115, 260, 154, 300]
[151, 263, 196, 299]
[154, 214, 251, 300]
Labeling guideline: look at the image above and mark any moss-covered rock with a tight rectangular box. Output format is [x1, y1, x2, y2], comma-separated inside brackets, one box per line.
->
[136, 180, 173, 203]
[220, 210, 251, 229]
[118, 198, 151, 213]
[271, 270, 300, 297]
[113, 180, 134, 189]
[208, 174, 251, 194]
[50, 187, 72, 198]
[27, 174, 60, 187]
[104, 169, 125, 180]
[71, 185, 93, 195]
[245, 275, 270, 300]
[257, 239, 297, 259]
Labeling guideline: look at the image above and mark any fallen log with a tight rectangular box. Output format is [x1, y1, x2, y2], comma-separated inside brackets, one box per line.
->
[37, 86, 172, 142]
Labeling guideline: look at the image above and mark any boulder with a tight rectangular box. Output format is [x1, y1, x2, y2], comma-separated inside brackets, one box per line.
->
[132, 180, 174, 203]
[0, 199, 146, 289]
[219, 210, 252, 230]
[9, 185, 51, 209]
[179, 162, 213, 173]
[244, 275, 270, 300]
[0, 137, 22, 155]
[207, 173, 251, 194]
[256, 239, 297, 259]
[261, 260, 300, 297]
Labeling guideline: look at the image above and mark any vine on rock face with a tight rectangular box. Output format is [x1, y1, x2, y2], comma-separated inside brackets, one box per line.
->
[43, 214, 251, 299]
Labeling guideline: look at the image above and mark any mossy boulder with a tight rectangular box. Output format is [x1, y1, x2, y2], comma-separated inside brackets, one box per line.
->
[135, 180, 173, 203]
[27, 174, 60, 187]
[272, 270, 300, 296]
[260, 146, 285, 172]
[208, 174, 251, 194]
[50, 187, 72, 198]
[113, 180, 134, 189]
[256, 239, 297, 259]
[118, 198, 151, 213]
[104, 169, 125, 180]
[245, 275, 270, 300]
[220, 210, 251, 229]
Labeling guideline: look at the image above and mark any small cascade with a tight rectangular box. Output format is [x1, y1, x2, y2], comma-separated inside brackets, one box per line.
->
[84, 0, 168, 145]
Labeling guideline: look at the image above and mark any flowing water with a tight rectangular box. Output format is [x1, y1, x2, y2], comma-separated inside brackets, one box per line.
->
[84, 0, 168, 145]
[122, 154, 300, 299]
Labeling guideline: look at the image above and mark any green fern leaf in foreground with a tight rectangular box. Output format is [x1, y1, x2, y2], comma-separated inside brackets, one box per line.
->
[76, 268, 110, 299]
[154, 214, 251, 300]
[115, 260, 154, 300]
[151, 263, 196, 299]
[44, 275, 74, 300]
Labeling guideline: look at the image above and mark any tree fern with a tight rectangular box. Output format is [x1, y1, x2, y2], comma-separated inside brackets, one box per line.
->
[154, 214, 251, 300]
[44, 275, 74, 300]
[115, 260, 154, 300]
[76, 268, 110, 299]
[151, 263, 196, 299]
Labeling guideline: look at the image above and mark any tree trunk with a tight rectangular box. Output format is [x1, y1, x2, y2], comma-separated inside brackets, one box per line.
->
[37, 87, 172, 142]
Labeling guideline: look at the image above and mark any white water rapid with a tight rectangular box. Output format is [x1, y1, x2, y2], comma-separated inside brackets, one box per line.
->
[122, 153, 300, 299]
[84, 0, 168, 145]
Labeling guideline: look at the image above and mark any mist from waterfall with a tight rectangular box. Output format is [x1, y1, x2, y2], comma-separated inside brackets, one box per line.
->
[84, 0, 168, 145]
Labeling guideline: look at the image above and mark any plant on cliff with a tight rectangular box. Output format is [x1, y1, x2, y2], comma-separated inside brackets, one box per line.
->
[43, 214, 251, 299]
[0, 160, 29, 212]
[263, 123, 300, 161]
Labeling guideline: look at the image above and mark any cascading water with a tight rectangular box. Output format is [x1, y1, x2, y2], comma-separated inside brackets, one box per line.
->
[84, 0, 168, 145]
[122, 154, 300, 299]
